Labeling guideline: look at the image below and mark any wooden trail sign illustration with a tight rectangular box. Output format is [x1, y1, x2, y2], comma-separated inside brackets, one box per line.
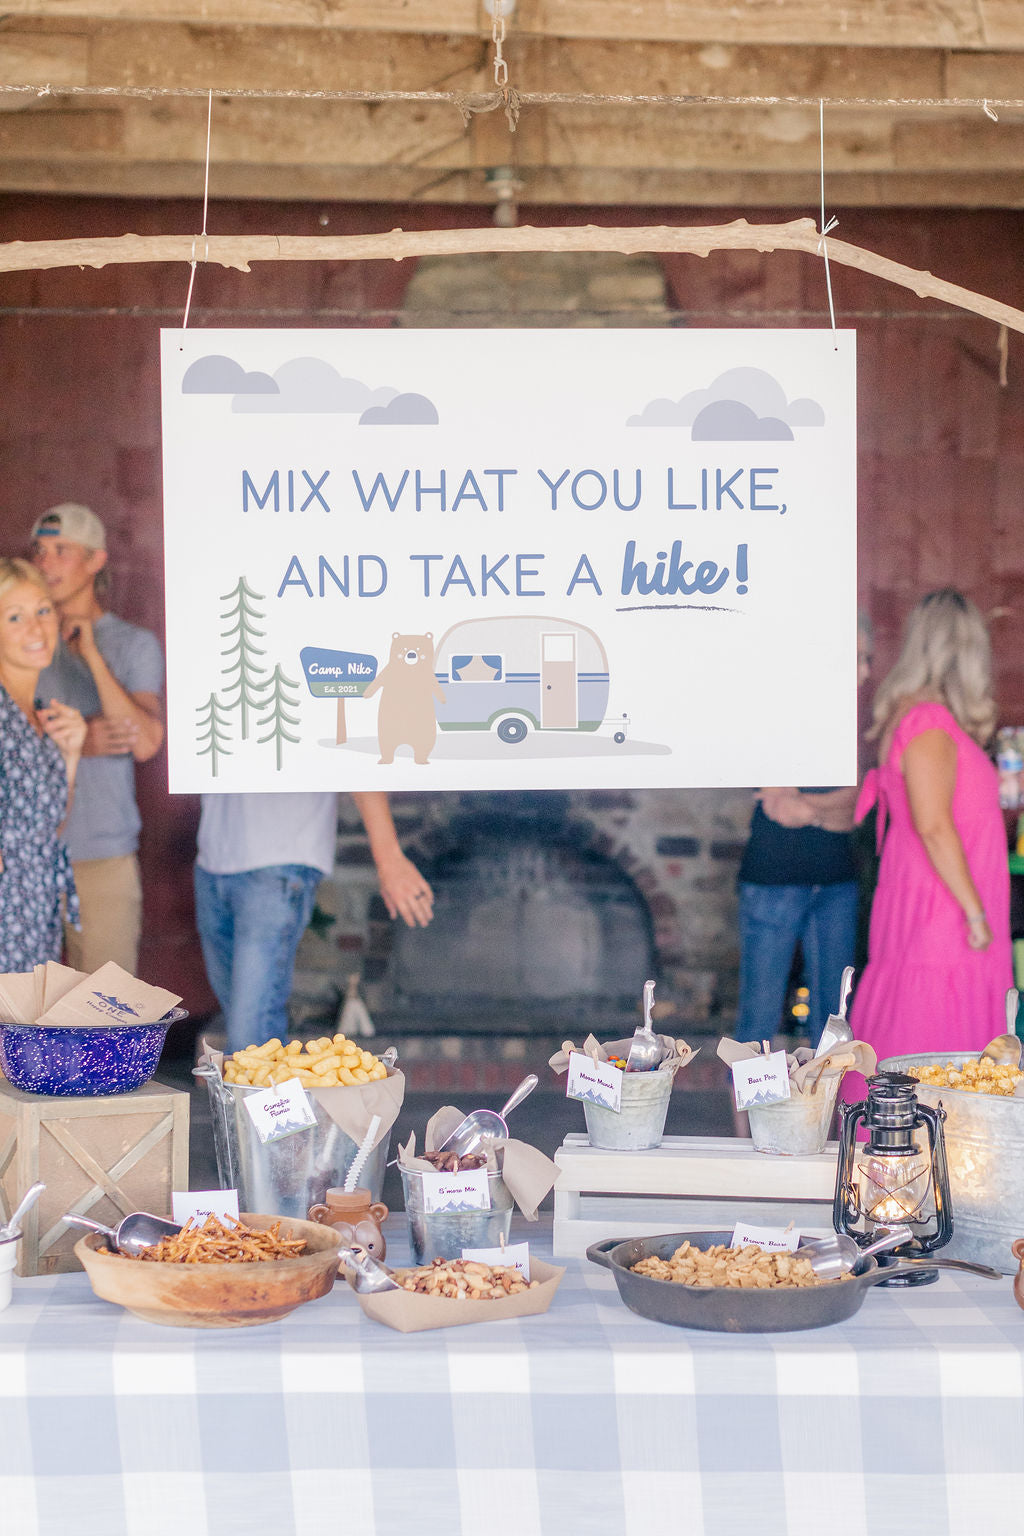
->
[161, 327, 858, 794]
[300, 646, 378, 744]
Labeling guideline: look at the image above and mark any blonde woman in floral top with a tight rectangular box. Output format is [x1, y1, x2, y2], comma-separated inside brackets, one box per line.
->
[0, 559, 85, 969]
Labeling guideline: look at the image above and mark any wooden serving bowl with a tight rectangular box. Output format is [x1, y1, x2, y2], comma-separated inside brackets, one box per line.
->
[74, 1213, 341, 1328]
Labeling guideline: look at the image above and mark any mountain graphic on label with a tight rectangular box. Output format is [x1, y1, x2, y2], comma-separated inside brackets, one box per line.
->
[92, 992, 141, 1016]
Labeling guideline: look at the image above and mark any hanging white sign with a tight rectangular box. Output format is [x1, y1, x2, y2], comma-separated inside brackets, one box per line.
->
[160, 327, 857, 793]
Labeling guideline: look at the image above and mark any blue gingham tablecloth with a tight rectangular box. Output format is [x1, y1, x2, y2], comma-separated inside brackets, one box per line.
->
[3, 1229, 1024, 1536]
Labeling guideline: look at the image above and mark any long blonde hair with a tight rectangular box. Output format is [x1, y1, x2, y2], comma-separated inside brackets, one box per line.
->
[0, 557, 48, 606]
[869, 588, 996, 747]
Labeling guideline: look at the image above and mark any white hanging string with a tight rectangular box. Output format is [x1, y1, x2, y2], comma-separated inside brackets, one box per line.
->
[182, 90, 213, 331]
[818, 99, 838, 348]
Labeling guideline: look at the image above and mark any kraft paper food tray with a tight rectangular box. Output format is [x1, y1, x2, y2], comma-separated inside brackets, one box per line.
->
[350, 1257, 565, 1333]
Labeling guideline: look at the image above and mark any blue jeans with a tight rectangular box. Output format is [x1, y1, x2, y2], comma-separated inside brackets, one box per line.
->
[194, 864, 322, 1054]
[736, 881, 859, 1048]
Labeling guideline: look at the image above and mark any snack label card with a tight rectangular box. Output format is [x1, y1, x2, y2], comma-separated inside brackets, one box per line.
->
[420, 1167, 492, 1214]
[731, 1050, 791, 1111]
[730, 1221, 801, 1253]
[242, 1078, 318, 1143]
[566, 1051, 623, 1113]
[172, 1189, 240, 1227]
[461, 1240, 531, 1280]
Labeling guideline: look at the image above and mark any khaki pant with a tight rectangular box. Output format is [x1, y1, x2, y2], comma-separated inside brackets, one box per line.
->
[64, 854, 143, 974]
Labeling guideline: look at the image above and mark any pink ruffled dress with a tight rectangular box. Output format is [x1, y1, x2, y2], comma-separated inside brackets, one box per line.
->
[845, 701, 1012, 1104]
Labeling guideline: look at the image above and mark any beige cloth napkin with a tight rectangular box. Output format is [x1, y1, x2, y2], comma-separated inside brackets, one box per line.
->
[548, 1032, 697, 1079]
[397, 1104, 558, 1222]
[716, 1037, 877, 1097]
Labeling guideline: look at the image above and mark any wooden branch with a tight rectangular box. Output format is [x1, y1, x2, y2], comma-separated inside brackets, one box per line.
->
[1, 218, 1022, 335]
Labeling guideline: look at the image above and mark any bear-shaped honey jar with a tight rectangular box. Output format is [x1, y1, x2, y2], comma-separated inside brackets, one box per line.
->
[308, 1188, 388, 1261]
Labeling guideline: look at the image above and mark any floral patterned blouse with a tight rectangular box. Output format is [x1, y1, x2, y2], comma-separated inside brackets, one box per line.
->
[0, 685, 79, 970]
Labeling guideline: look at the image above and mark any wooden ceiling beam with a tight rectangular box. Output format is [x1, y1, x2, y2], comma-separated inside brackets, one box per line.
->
[1, 1, 1023, 52]
[2, 96, 1019, 176]
[1, 158, 1022, 209]
[2, 21, 972, 99]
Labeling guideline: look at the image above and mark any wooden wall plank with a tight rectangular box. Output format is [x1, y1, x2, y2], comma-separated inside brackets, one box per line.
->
[1, 0, 1022, 51]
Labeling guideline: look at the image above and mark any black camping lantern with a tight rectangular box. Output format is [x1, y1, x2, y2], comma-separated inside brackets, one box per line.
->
[834, 1072, 952, 1283]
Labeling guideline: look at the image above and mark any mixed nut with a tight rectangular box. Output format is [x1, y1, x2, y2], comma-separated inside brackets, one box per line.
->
[393, 1257, 538, 1298]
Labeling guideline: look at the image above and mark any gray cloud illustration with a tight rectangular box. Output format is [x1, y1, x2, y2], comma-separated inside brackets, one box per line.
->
[231, 357, 399, 415]
[692, 401, 794, 441]
[627, 366, 824, 439]
[359, 392, 439, 426]
[182, 355, 277, 395]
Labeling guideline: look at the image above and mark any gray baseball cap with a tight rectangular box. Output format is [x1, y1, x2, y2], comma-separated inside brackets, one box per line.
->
[30, 503, 107, 551]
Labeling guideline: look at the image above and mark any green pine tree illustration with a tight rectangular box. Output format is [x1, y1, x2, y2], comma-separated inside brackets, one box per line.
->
[256, 664, 301, 771]
[219, 576, 267, 740]
[195, 692, 232, 777]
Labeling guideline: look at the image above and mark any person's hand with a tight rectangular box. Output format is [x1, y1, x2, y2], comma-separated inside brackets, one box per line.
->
[965, 912, 992, 950]
[61, 614, 100, 662]
[39, 700, 87, 763]
[759, 787, 816, 829]
[82, 715, 139, 757]
[376, 853, 434, 928]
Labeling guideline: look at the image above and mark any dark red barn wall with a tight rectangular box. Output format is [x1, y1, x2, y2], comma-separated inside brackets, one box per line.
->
[1, 195, 1022, 1011]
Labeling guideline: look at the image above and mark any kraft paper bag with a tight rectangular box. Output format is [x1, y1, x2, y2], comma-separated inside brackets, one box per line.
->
[0, 971, 39, 1024]
[548, 1032, 697, 1079]
[37, 961, 181, 1028]
[398, 1105, 558, 1222]
[717, 1036, 877, 1098]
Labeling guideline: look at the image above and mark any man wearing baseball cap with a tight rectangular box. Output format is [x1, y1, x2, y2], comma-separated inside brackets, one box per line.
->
[31, 503, 164, 973]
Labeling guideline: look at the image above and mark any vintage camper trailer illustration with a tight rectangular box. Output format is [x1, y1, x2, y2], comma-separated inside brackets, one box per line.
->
[433, 615, 628, 745]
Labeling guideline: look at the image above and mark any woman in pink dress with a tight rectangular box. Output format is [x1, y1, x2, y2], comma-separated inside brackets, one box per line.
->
[846, 589, 1011, 1100]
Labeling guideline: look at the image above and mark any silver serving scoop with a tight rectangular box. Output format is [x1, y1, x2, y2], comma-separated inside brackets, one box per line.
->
[0, 1182, 46, 1241]
[800, 1224, 912, 1281]
[337, 1244, 399, 1294]
[814, 966, 855, 1058]
[63, 1210, 181, 1256]
[980, 1027, 1024, 1069]
[438, 1072, 540, 1158]
[625, 979, 662, 1072]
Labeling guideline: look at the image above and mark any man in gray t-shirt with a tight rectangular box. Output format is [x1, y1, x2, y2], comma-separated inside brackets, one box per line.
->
[31, 503, 164, 973]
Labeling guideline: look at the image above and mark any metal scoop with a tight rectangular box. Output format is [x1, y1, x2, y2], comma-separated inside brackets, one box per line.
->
[980, 1018, 1024, 1068]
[625, 979, 662, 1072]
[337, 1244, 399, 1294]
[814, 966, 855, 1058]
[0, 1181, 45, 1241]
[438, 1073, 540, 1158]
[800, 1224, 912, 1281]
[63, 1210, 181, 1256]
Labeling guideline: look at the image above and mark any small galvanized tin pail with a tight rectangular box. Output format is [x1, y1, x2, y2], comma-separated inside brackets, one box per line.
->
[583, 1069, 673, 1151]
[400, 1166, 513, 1265]
[197, 1063, 395, 1218]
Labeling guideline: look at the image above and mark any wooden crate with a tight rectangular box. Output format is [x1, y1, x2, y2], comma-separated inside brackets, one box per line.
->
[0, 1077, 189, 1276]
[553, 1132, 838, 1257]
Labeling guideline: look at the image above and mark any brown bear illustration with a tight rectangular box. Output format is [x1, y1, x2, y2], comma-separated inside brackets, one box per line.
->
[362, 633, 445, 765]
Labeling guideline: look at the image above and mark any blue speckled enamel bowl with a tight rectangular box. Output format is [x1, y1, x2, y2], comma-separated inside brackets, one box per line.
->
[0, 1009, 189, 1096]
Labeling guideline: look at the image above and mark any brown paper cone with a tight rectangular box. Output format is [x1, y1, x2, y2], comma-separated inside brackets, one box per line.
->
[0, 971, 40, 1024]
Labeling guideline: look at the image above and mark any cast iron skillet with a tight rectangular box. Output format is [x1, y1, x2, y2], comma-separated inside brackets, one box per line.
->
[587, 1230, 1001, 1333]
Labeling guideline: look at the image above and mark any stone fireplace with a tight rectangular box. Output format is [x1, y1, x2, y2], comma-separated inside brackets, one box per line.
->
[292, 787, 754, 1039]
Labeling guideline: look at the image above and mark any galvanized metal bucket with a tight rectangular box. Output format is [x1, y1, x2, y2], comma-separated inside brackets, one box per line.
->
[747, 1076, 841, 1156]
[583, 1068, 672, 1151]
[400, 1166, 513, 1265]
[881, 1050, 1024, 1274]
[197, 1063, 394, 1218]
